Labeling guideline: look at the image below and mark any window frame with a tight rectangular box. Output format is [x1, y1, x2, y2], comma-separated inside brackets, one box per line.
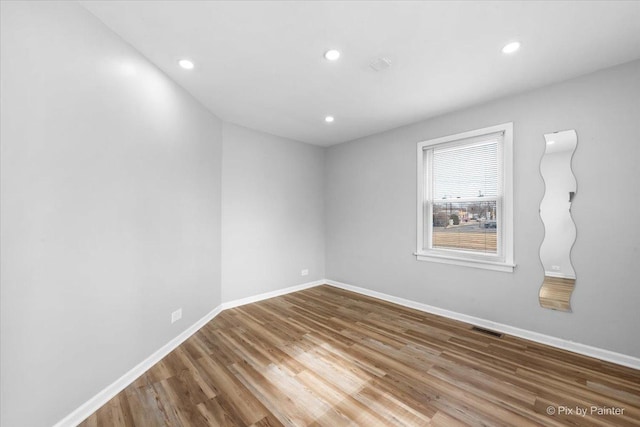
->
[416, 122, 515, 272]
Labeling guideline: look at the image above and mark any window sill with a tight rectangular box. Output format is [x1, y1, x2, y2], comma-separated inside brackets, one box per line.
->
[414, 252, 515, 273]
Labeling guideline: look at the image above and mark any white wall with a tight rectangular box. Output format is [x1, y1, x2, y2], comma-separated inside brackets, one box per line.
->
[0, 2, 223, 426]
[221, 123, 325, 302]
[325, 60, 640, 358]
[2, 2, 638, 425]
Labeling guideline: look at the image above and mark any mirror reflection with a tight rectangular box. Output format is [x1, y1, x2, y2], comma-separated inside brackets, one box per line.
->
[539, 129, 577, 311]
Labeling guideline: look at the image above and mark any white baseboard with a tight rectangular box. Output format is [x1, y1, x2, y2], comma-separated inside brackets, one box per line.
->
[220, 279, 325, 310]
[325, 279, 640, 370]
[54, 277, 639, 426]
[52, 305, 223, 427]
[53, 279, 324, 427]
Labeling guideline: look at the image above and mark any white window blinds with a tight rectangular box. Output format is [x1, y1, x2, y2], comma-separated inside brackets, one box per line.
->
[430, 133, 502, 200]
[416, 123, 514, 272]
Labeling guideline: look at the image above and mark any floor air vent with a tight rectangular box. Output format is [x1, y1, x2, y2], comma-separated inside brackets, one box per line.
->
[471, 326, 503, 338]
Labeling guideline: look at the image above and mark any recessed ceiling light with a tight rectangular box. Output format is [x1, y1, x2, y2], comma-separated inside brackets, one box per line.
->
[325, 116, 335, 123]
[178, 59, 195, 70]
[324, 49, 340, 61]
[502, 42, 521, 54]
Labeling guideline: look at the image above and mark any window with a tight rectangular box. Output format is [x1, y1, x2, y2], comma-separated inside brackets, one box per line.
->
[416, 123, 514, 272]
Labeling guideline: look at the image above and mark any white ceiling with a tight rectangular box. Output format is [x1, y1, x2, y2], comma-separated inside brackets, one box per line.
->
[80, 1, 640, 147]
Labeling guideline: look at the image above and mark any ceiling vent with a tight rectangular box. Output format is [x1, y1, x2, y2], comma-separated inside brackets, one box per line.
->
[370, 57, 392, 72]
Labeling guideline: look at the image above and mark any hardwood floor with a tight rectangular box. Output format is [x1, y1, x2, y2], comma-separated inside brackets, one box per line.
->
[80, 285, 640, 426]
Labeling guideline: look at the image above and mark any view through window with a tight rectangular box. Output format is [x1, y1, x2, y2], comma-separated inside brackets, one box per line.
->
[416, 123, 514, 272]
[431, 140, 498, 254]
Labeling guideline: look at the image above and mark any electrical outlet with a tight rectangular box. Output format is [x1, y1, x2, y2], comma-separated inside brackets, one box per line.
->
[171, 308, 182, 324]
[301, 269, 309, 276]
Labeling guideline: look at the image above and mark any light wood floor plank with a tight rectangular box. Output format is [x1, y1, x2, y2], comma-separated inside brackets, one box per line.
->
[80, 285, 640, 426]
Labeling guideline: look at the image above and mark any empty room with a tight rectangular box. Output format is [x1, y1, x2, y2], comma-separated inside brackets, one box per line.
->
[2, 1, 640, 426]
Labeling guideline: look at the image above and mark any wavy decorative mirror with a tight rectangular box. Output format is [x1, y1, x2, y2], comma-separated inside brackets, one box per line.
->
[539, 130, 577, 311]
